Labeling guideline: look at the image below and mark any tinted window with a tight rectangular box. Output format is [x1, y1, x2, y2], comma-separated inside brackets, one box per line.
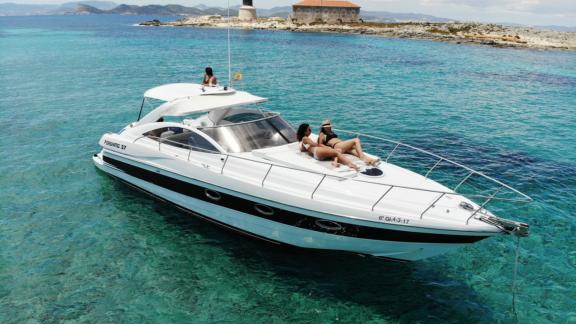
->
[222, 112, 264, 123]
[186, 132, 220, 153]
[143, 127, 219, 153]
[200, 115, 297, 153]
[267, 115, 297, 143]
[143, 127, 185, 139]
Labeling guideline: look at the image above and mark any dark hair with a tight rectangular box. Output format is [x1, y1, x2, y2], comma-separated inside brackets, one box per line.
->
[205, 67, 213, 76]
[297, 123, 310, 142]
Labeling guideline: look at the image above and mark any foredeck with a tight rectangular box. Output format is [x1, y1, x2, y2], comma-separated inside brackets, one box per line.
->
[128, 125, 531, 232]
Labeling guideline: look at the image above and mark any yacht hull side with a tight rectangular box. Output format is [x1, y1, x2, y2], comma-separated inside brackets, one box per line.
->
[93, 153, 492, 261]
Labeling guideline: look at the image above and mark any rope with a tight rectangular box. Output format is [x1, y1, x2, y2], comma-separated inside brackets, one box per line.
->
[511, 236, 521, 321]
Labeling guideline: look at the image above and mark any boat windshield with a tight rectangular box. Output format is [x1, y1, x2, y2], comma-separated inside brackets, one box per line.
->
[199, 113, 297, 153]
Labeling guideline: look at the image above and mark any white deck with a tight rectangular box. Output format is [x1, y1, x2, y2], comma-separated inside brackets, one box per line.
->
[107, 83, 530, 234]
[251, 142, 446, 191]
[252, 142, 358, 177]
[233, 142, 488, 228]
[106, 126, 509, 234]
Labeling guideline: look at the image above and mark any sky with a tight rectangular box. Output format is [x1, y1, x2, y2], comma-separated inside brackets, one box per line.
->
[8, 0, 576, 26]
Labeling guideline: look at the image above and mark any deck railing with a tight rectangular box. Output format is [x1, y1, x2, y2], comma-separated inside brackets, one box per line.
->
[334, 129, 532, 201]
[133, 131, 532, 223]
[336, 130, 533, 223]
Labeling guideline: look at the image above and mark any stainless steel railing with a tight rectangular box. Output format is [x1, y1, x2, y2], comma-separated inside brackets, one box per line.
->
[335, 129, 532, 203]
[132, 131, 532, 223]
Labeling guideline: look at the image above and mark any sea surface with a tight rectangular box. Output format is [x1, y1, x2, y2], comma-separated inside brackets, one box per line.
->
[1, 15, 575, 323]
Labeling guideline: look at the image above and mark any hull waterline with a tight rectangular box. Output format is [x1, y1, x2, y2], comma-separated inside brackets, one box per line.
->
[93, 153, 494, 262]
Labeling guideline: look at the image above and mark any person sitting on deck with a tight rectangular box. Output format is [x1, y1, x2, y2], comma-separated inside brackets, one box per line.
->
[202, 67, 218, 86]
[297, 123, 358, 171]
[317, 119, 380, 166]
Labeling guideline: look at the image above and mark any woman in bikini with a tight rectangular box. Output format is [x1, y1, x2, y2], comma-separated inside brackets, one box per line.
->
[317, 119, 379, 166]
[297, 123, 358, 171]
[202, 67, 218, 86]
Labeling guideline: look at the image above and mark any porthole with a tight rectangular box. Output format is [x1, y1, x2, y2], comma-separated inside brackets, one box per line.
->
[204, 189, 222, 201]
[315, 219, 343, 231]
[254, 204, 274, 216]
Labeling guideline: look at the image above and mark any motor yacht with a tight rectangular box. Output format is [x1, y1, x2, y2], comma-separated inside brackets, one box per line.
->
[93, 83, 530, 262]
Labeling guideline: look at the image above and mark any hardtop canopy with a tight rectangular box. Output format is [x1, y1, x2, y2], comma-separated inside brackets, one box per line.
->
[137, 83, 268, 125]
[144, 83, 238, 101]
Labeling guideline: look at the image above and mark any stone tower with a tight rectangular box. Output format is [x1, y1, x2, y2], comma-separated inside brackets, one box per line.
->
[238, 0, 257, 21]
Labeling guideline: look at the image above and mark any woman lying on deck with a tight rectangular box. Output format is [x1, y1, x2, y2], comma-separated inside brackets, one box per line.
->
[297, 123, 359, 171]
[317, 119, 380, 166]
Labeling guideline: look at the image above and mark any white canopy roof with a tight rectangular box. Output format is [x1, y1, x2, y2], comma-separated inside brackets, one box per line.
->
[137, 83, 268, 125]
[156, 91, 267, 117]
[144, 83, 237, 101]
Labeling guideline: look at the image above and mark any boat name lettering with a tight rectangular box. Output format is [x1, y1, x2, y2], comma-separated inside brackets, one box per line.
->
[379, 216, 410, 224]
[104, 140, 126, 150]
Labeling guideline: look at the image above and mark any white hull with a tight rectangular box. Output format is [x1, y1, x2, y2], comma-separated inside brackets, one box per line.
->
[93, 153, 493, 262]
[92, 83, 529, 262]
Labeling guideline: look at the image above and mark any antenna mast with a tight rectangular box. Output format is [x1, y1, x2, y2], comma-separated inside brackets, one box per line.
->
[227, 0, 232, 88]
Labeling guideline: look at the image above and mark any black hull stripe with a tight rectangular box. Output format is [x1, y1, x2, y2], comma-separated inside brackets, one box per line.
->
[108, 173, 410, 263]
[113, 173, 285, 245]
[102, 155, 489, 244]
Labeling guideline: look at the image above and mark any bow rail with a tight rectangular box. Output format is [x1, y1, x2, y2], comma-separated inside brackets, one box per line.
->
[133, 132, 532, 225]
[334, 129, 533, 204]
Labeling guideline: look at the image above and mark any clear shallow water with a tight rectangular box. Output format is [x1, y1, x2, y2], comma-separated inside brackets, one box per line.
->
[1, 15, 575, 322]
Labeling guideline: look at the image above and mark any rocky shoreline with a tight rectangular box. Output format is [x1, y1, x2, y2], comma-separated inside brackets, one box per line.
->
[140, 16, 576, 51]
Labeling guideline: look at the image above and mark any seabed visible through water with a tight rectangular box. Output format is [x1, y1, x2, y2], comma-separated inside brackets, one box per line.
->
[0, 14, 575, 323]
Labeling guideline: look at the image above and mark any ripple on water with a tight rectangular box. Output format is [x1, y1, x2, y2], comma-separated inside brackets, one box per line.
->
[0, 14, 575, 322]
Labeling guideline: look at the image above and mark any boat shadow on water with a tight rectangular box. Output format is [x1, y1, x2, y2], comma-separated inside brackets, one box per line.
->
[103, 176, 498, 322]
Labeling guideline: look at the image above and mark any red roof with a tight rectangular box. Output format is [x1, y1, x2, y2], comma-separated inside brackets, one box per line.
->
[293, 0, 360, 8]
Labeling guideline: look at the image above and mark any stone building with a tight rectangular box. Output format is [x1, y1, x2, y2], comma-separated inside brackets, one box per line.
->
[290, 0, 361, 24]
[238, 0, 257, 21]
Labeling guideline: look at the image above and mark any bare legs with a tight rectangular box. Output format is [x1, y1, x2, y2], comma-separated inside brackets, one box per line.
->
[313, 147, 358, 171]
[333, 138, 378, 165]
[334, 152, 358, 170]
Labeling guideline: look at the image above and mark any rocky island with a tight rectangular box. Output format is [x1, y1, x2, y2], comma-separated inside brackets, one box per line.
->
[140, 16, 576, 51]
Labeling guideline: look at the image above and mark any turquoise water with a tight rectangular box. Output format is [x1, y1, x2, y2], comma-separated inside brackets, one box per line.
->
[1, 15, 576, 322]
